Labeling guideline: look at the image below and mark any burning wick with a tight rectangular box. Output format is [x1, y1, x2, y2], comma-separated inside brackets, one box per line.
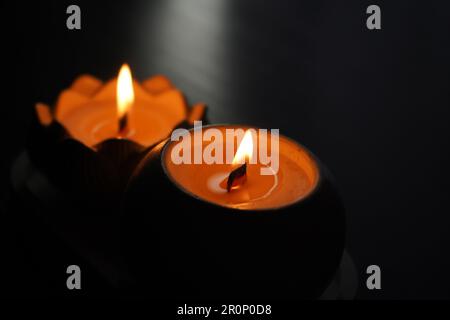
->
[118, 113, 129, 135]
[226, 162, 247, 192]
[224, 130, 254, 193]
[117, 64, 134, 136]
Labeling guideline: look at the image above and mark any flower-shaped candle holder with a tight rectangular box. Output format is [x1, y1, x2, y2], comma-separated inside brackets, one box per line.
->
[25, 72, 207, 210]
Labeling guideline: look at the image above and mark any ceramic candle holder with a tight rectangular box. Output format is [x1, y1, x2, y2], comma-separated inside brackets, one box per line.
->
[6, 73, 207, 295]
[25, 73, 207, 210]
[121, 125, 346, 299]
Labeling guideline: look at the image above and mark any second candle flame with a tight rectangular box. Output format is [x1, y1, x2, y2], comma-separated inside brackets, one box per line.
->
[232, 130, 254, 165]
[117, 64, 134, 119]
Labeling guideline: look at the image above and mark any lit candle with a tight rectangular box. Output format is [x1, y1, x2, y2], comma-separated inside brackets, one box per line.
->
[55, 64, 191, 147]
[163, 126, 318, 209]
[26, 65, 206, 209]
[123, 124, 345, 299]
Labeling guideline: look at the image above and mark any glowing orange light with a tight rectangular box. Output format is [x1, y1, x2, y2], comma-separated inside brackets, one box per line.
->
[116, 64, 134, 118]
[232, 130, 254, 165]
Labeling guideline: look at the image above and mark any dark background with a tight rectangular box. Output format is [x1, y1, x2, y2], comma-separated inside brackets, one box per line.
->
[2, 0, 450, 299]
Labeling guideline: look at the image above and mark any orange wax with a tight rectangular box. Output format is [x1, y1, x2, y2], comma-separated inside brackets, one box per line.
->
[164, 126, 319, 210]
[55, 74, 187, 147]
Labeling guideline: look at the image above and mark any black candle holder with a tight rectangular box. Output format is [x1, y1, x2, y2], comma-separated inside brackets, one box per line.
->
[7, 74, 207, 296]
[121, 126, 346, 299]
[25, 74, 207, 211]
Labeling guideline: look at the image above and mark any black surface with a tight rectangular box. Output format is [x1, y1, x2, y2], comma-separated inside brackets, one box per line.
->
[3, 0, 450, 299]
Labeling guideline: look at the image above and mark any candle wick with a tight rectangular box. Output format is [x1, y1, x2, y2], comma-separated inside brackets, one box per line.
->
[118, 113, 129, 136]
[226, 162, 247, 192]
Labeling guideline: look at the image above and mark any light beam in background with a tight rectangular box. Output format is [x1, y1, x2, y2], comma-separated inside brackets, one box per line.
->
[135, 0, 233, 122]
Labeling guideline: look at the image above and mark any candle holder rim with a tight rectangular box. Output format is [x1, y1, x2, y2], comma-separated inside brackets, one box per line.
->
[159, 123, 324, 212]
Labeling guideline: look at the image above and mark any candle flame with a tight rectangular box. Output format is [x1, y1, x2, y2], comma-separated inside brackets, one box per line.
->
[232, 130, 254, 165]
[117, 64, 134, 118]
